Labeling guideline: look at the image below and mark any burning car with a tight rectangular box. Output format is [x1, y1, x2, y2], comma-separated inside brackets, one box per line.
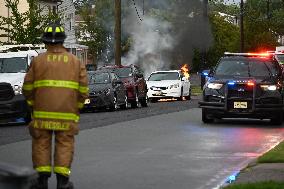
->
[98, 65, 148, 108]
[146, 69, 191, 102]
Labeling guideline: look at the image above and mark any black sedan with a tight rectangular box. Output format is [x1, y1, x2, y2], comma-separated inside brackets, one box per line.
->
[84, 70, 128, 111]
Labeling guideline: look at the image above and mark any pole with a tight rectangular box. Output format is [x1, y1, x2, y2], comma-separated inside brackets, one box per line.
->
[143, 0, 145, 15]
[200, 0, 208, 89]
[115, 0, 121, 66]
[267, 0, 270, 19]
[240, 0, 244, 53]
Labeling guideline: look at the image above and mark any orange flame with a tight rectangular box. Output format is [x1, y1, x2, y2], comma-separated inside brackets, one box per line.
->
[181, 64, 190, 79]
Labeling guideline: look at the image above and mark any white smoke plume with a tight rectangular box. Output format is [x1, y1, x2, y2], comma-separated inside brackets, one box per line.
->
[122, 6, 174, 78]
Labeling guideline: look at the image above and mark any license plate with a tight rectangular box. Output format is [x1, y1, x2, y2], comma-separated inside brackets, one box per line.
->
[155, 91, 163, 96]
[84, 99, 91, 104]
[234, 102, 247, 109]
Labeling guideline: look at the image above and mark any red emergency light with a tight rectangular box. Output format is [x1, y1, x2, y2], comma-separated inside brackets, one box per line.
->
[247, 81, 254, 86]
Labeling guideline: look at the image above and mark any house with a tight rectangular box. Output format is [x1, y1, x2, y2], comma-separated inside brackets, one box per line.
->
[0, 0, 76, 44]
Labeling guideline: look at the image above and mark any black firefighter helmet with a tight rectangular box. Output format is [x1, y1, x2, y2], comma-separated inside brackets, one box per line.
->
[41, 22, 66, 44]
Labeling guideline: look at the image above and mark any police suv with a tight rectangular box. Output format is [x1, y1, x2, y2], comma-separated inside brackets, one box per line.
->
[199, 52, 284, 125]
[0, 50, 38, 123]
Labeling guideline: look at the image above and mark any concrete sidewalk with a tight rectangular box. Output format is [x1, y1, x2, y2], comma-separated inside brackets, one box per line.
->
[235, 162, 284, 184]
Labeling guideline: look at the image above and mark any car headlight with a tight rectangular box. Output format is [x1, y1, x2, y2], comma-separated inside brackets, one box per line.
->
[169, 83, 180, 89]
[13, 85, 22, 95]
[104, 88, 111, 95]
[260, 85, 277, 91]
[207, 83, 223, 90]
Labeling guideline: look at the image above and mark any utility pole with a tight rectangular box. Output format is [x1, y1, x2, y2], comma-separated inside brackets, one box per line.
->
[200, 0, 208, 89]
[115, 0, 121, 66]
[143, 0, 145, 15]
[201, 0, 208, 69]
[266, 0, 270, 19]
[240, 0, 244, 53]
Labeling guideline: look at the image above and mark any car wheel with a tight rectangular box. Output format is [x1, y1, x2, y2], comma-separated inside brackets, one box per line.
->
[131, 92, 139, 108]
[140, 95, 148, 107]
[120, 94, 129, 109]
[270, 112, 283, 125]
[185, 88, 191, 100]
[177, 88, 183, 101]
[109, 95, 118, 111]
[202, 109, 214, 123]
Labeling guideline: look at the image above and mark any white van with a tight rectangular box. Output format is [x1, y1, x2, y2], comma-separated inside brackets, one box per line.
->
[0, 50, 38, 123]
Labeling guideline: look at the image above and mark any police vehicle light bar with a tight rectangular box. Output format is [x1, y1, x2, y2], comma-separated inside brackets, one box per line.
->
[224, 52, 271, 57]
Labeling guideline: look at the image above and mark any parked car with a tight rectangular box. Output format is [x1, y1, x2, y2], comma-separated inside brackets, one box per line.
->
[199, 52, 284, 125]
[146, 70, 191, 102]
[0, 50, 38, 124]
[84, 70, 128, 111]
[98, 65, 148, 108]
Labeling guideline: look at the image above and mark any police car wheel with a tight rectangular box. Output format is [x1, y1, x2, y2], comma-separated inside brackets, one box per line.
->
[202, 109, 214, 124]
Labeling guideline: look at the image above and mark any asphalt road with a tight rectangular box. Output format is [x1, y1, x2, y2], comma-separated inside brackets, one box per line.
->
[0, 96, 200, 145]
[0, 95, 284, 189]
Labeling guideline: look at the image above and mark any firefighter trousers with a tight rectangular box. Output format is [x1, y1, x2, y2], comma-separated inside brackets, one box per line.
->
[29, 127, 76, 176]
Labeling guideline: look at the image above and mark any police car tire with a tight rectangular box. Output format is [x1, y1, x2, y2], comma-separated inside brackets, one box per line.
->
[202, 109, 214, 123]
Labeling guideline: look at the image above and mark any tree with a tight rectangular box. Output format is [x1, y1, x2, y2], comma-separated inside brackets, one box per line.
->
[76, 0, 114, 67]
[0, 0, 57, 45]
[206, 13, 239, 68]
[241, 0, 280, 51]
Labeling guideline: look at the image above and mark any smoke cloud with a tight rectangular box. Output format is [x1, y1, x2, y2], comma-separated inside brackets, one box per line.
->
[122, 5, 173, 77]
[122, 0, 213, 77]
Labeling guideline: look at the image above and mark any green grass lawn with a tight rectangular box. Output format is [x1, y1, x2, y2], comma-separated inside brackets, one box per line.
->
[191, 85, 203, 96]
[223, 141, 284, 188]
[223, 181, 284, 189]
[258, 141, 284, 163]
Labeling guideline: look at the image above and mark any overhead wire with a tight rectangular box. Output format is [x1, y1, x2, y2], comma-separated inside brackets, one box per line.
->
[131, 0, 143, 21]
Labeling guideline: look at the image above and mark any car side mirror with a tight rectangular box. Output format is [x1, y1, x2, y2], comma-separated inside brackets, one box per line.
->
[202, 69, 212, 77]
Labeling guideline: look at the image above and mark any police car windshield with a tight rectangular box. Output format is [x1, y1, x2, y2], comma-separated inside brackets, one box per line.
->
[0, 57, 28, 73]
[148, 72, 179, 81]
[276, 54, 284, 62]
[114, 68, 132, 78]
[88, 72, 110, 84]
[215, 59, 278, 77]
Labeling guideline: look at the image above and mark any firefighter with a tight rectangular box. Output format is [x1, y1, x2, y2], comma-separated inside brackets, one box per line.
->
[23, 21, 88, 189]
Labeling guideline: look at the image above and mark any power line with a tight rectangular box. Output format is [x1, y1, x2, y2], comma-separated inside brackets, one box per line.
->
[131, 0, 143, 21]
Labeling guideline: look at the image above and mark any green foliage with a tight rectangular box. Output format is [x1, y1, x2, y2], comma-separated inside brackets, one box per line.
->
[192, 13, 239, 71]
[76, 0, 114, 66]
[0, 0, 57, 45]
[258, 141, 284, 163]
[243, 0, 281, 51]
[223, 181, 284, 189]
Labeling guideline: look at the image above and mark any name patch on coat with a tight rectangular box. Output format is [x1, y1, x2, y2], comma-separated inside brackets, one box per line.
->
[33, 120, 70, 131]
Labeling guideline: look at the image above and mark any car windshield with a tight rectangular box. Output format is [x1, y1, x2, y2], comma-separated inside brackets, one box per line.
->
[114, 68, 132, 78]
[0, 57, 28, 73]
[276, 54, 284, 63]
[88, 72, 110, 84]
[148, 72, 179, 81]
[215, 59, 278, 77]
